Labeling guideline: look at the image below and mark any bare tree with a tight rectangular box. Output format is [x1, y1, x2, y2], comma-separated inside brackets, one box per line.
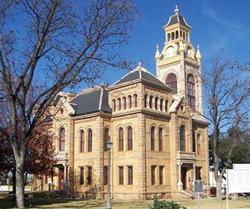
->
[0, 0, 136, 207]
[203, 55, 250, 199]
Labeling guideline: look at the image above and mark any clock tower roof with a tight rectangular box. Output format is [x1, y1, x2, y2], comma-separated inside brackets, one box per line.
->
[165, 5, 191, 29]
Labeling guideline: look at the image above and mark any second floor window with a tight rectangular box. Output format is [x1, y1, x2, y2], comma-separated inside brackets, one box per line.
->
[88, 129, 92, 152]
[159, 166, 164, 185]
[159, 128, 163, 151]
[104, 127, 109, 151]
[80, 130, 84, 153]
[179, 125, 185, 151]
[127, 126, 133, 151]
[187, 74, 195, 109]
[118, 127, 124, 151]
[150, 126, 155, 151]
[59, 127, 65, 151]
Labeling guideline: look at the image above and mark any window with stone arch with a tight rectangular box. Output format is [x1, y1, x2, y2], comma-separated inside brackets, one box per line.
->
[128, 95, 132, 109]
[166, 73, 177, 93]
[155, 97, 158, 110]
[159, 127, 163, 151]
[149, 96, 153, 109]
[118, 127, 124, 151]
[197, 134, 201, 154]
[117, 98, 121, 111]
[179, 125, 185, 151]
[79, 130, 84, 153]
[104, 127, 109, 151]
[187, 74, 196, 109]
[150, 126, 156, 151]
[160, 98, 163, 111]
[59, 127, 65, 151]
[112, 99, 116, 112]
[122, 97, 127, 110]
[165, 100, 168, 112]
[133, 94, 137, 108]
[127, 126, 133, 151]
[87, 129, 92, 152]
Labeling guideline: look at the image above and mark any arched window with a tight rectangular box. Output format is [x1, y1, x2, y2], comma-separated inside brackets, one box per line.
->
[197, 134, 201, 154]
[128, 95, 132, 109]
[117, 98, 121, 111]
[104, 127, 109, 151]
[160, 98, 163, 111]
[118, 127, 124, 151]
[59, 128, 65, 151]
[176, 30, 179, 39]
[168, 33, 170, 41]
[150, 126, 155, 151]
[133, 94, 137, 108]
[171, 32, 174, 40]
[180, 31, 183, 38]
[80, 130, 84, 153]
[112, 99, 116, 112]
[155, 97, 158, 110]
[187, 74, 195, 109]
[149, 96, 153, 109]
[159, 127, 163, 151]
[165, 100, 168, 112]
[87, 129, 92, 152]
[127, 126, 133, 151]
[179, 125, 185, 151]
[144, 94, 148, 108]
[166, 73, 177, 93]
[123, 97, 126, 110]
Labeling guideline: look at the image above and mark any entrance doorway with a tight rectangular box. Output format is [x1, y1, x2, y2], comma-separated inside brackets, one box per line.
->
[181, 167, 187, 190]
[58, 167, 64, 190]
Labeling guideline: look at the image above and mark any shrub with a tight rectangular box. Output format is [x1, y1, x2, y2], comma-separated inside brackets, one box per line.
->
[152, 197, 186, 209]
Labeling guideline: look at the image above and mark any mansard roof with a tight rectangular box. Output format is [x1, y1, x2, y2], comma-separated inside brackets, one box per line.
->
[70, 87, 111, 116]
[113, 64, 172, 91]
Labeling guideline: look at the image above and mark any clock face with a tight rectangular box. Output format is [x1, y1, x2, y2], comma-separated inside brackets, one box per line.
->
[166, 46, 175, 57]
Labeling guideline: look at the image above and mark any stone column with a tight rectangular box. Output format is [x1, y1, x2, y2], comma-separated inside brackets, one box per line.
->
[177, 163, 183, 190]
[193, 164, 196, 182]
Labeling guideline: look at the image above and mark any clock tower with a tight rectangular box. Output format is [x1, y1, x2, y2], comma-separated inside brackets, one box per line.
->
[155, 6, 203, 113]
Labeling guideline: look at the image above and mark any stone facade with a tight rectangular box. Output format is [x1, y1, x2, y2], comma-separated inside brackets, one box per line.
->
[33, 6, 210, 199]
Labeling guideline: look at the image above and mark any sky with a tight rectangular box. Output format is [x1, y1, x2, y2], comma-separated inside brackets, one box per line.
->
[102, 0, 250, 84]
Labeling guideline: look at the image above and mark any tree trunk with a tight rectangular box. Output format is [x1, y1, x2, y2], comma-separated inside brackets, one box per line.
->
[216, 176, 222, 199]
[16, 160, 25, 208]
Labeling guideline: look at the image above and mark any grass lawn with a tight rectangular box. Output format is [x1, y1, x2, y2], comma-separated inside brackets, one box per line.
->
[0, 193, 250, 209]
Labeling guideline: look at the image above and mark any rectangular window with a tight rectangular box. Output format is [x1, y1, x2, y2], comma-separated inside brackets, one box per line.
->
[151, 165, 156, 185]
[128, 166, 133, 185]
[118, 166, 124, 185]
[159, 166, 164, 185]
[103, 166, 108, 185]
[87, 166, 92, 185]
[79, 167, 84, 185]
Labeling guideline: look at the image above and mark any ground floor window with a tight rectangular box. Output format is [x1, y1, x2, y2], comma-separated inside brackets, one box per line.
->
[128, 166, 133, 185]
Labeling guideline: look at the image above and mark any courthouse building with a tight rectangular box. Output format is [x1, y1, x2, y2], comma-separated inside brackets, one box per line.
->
[36, 6, 210, 199]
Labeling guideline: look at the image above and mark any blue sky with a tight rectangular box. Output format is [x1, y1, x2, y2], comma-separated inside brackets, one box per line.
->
[102, 0, 250, 84]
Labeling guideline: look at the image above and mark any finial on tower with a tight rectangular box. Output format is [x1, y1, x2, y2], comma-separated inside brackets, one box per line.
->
[196, 44, 202, 61]
[155, 44, 160, 59]
[138, 61, 143, 68]
[174, 5, 179, 14]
